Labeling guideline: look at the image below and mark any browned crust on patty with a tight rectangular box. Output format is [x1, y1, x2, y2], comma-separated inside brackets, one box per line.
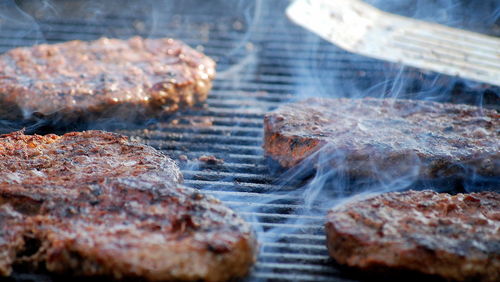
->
[264, 98, 500, 179]
[325, 190, 500, 281]
[0, 131, 256, 281]
[0, 36, 215, 121]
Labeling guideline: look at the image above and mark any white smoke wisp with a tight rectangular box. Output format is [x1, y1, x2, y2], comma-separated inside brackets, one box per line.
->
[0, 1, 45, 46]
[256, 1, 500, 245]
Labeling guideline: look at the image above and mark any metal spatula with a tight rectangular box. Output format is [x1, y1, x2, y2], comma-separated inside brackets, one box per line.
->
[286, 0, 500, 87]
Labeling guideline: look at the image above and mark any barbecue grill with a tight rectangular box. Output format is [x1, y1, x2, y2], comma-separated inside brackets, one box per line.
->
[2, 0, 499, 281]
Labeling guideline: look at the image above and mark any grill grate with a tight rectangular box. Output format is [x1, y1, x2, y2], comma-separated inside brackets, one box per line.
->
[1, 1, 498, 281]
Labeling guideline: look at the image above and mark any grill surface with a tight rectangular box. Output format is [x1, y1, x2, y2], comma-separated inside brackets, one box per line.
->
[1, 0, 499, 281]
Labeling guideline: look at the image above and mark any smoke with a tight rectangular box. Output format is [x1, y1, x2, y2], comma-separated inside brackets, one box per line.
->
[0, 0, 45, 47]
[287, 0, 500, 106]
[369, 0, 500, 35]
[0, 3, 497, 280]
[252, 0, 500, 245]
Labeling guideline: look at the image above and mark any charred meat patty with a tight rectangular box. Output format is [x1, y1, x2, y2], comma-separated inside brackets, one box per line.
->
[0, 36, 215, 121]
[0, 131, 256, 281]
[325, 190, 500, 281]
[264, 98, 499, 179]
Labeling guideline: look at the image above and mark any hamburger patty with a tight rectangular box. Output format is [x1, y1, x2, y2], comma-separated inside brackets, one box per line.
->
[0, 131, 256, 281]
[264, 98, 500, 179]
[0, 36, 215, 121]
[325, 190, 500, 281]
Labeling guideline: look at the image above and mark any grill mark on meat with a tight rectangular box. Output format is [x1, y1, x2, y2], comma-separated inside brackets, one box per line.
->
[0, 36, 216, 123]
[264, 98, 500, 179]
[325, 190, 500, 281]
[0, 131, 256, 281]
